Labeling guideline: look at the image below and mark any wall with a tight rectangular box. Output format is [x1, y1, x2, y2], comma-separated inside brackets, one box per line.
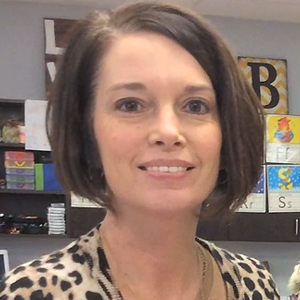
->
[1, 0, 300, 296]
[208, 15, 300, 116]
[0, 1, 90, 100]
[0, 235, 72, 269]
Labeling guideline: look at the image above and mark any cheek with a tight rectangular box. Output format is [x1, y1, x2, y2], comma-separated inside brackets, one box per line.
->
[197, 125, 222, 159]
[97, 133, 124, 164]
[94, 121, 142, 166]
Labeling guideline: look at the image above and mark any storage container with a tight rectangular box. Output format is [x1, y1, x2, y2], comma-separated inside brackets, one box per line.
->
[6, 175, 35, 183]
[7, 182, 35, 190]
[4, 151, 34, 161]
[5, 160, 35, 169]
[35, 163, 62, 191]
[5, 168, 35, 176]
[4, 151, 35, 169]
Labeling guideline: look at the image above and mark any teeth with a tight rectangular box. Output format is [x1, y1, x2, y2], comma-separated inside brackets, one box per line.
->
[159, 166, 169, 172]
[145, 166, 188, 172]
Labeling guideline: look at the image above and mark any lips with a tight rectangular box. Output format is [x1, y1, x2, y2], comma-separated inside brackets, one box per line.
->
[138, 160, 195, 173]
[139, 166, 192, 172]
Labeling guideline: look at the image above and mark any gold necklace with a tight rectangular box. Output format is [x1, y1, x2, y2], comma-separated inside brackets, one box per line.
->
[100, 231, 210, 300]
[194, 244, 206, 300]
[196, 243, 214, 300]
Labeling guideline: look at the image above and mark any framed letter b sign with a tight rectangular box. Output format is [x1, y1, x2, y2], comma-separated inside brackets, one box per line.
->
[238, 57, 288, 114]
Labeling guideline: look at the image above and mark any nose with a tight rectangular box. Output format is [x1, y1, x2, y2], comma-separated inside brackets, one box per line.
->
[148, 109, 186, 150]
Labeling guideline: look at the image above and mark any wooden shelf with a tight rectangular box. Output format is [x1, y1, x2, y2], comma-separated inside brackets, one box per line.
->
[0, 189, 65, 195]
[0, 233, 68, 238]
[0, 143, 25, 148]
[0, 143, 51, 153]
[0, 98, 25, 104]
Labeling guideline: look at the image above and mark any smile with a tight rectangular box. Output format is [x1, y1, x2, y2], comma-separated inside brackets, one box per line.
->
[139, 166, 193, 172]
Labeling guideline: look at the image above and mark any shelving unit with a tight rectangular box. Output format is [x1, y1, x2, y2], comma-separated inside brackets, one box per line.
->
[0, 143, 24, 148]
[0, 98, 69, 238]
[0, 99, 24, 105]
[0, 233, 67, 238]
[0, 189, 64, 195]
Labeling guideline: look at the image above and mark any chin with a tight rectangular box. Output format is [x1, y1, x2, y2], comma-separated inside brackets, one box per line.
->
[137, 192, 203, 215]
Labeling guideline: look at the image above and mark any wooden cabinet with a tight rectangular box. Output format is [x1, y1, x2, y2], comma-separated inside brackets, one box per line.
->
[228, 212, 300, 242]
[197, 216, 229, 241]
[68, 207, 105, 238]
[199, 212, 300, 242]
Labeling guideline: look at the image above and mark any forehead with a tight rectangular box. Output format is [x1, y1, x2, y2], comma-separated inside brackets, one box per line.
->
[97, 31, 213, 88]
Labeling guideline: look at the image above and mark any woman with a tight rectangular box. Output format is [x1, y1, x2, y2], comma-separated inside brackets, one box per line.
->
[0, 2, 279, 300]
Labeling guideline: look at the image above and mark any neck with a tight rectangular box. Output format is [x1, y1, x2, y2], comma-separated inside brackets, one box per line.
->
[100, 208, 202, 300]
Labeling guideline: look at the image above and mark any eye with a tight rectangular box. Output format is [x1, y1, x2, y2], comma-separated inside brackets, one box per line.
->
[183, 99, 208, 115]
[115, 98, 144, 113]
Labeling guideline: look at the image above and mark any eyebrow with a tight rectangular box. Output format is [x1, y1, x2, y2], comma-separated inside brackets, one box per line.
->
[108, 82, 147, 92]
[183, 84, 214, 94]
[107, 82, 214, 94]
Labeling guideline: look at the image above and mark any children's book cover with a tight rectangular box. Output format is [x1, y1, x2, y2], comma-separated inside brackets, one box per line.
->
[267, 165, 300, 212]
[238, 166, 266, 213]
[266, 115, 300, 164]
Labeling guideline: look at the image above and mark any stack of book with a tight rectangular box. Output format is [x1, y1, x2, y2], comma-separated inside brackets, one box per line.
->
[47, 203, 66, 235]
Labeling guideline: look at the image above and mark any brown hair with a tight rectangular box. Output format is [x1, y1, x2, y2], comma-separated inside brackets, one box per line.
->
[47, 2, 265, 217]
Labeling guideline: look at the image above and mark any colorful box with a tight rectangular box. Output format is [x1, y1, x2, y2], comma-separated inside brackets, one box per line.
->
[7, 183, 35, 190]
[4, 151, 35, 190]
[35, 164, 44, 191]
[5, 168, 35, 176]
[4, 151, 34, 161]
[4, 151, 35, 169]
[35, 163, 62, 191]
[6, 175, 35, 183]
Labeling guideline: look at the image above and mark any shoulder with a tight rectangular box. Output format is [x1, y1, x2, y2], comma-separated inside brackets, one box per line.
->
[197, 238, 280, 300]
[0, 228, 103, 300]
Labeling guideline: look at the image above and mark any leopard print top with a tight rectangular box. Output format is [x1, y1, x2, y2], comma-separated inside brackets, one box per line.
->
[0, 223, 280, 300]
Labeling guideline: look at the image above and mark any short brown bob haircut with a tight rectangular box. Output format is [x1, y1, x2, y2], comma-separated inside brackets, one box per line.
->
[47, 2, 265, 217]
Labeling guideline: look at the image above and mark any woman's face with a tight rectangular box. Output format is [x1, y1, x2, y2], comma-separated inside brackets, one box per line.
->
[94, 32, 222, 216]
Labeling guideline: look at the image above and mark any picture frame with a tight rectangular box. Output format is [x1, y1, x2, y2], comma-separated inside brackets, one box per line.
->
[44, 18, 76, 99]
[238, 56, 288, 114]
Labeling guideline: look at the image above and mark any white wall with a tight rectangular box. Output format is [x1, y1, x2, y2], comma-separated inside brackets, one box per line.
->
[0, 1, 90, 100]
[0, 0, 300, 296]
[208, 15, 300, 116]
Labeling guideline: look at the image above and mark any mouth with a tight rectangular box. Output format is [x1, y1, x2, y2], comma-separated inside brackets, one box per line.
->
[138, 166, 194, 172]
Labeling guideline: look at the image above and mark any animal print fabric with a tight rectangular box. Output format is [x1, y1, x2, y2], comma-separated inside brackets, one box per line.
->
[0, 224, 280, 300]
